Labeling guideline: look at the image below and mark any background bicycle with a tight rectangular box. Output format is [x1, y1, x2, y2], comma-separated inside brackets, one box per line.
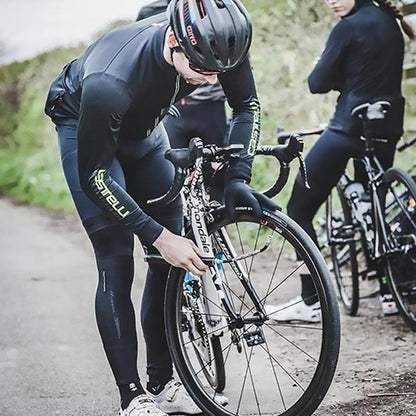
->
[145, 137, 340, 416]
[277, 102, 416, 331]
[325, 102, 416, 330]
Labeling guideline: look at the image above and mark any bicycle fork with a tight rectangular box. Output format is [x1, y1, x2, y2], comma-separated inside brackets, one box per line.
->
[190, 210, 270, 345]
[213, 227, 270, 349]
[190, 204, 227, 336]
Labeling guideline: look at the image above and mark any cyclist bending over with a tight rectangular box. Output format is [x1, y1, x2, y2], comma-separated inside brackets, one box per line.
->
[266, 0, 414, 322]
[44, 0, 277, 415]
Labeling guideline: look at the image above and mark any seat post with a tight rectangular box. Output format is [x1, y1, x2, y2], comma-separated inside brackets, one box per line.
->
[361, 120, 375, 156]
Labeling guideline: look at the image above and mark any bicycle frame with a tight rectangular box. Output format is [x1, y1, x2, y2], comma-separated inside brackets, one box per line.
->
[184, 153, 269, 337]
[328, 138, 406, 267]
[360, 148, 391, 259]
[145, 135, 308, 345]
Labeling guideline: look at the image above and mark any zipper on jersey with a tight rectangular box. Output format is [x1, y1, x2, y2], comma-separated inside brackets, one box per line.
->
[151, 74, 181, 131]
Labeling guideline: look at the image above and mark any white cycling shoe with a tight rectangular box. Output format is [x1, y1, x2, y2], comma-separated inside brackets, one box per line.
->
[119, 394, 167, 416]
[380, 294, 399, 315]
[149, 380, 202, 415]
[265, 295, 321, 323]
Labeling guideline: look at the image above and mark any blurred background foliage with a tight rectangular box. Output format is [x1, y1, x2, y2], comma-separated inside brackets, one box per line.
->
[0, 0, 415, 213]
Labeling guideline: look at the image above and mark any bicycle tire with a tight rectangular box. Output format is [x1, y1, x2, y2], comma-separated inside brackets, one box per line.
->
[210, 335, 226, 392]
[381, 167, 416, 331]
[328, 185, 360, 316]
[165, 207, 340, 416]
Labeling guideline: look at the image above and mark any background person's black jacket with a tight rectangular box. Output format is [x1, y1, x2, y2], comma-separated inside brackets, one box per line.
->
[308, 0, 405, 138]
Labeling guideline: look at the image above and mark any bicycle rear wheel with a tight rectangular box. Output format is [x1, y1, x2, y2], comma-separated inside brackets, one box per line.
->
[165, 208, 340, 416]
[328, 185, 360, 315]
[382, 168, 416, 331]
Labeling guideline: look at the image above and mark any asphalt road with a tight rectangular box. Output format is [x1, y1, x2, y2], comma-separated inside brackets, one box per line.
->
[0, 198, 147, 416]
[1, 197, 416, 416]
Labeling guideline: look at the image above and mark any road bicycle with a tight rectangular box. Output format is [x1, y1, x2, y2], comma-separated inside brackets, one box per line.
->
[278, 101, 416, 330]
[145, 136, 340, 416]
[326, 102, 416, 330]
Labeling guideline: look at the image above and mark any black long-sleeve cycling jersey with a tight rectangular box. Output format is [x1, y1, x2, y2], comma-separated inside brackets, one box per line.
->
[308, 0, 405, 137]
[45, 13, 260, 246]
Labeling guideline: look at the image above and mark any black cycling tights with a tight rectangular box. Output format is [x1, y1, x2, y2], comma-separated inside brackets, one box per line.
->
[90, 226, 174, 387]
[90, 226, 137, 384]
[287, 129, 398, 301]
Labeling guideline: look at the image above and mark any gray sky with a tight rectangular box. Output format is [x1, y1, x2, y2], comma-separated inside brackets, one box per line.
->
[0, 0, 152, 64]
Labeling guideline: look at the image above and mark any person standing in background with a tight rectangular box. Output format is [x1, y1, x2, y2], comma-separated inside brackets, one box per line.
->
[266, 0, 414, 322]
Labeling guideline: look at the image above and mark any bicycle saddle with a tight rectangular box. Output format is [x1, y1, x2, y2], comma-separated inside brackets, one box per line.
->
[351, 101, 391, 120]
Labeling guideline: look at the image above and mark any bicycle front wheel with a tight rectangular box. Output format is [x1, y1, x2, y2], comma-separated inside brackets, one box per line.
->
[165, 208, 340, 416]
[382, 168, 416, 331]
[328, 185, 360, 316]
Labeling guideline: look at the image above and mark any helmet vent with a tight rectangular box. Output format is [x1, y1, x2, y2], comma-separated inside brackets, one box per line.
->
[210, 41, 220, 60]
[228, 36, 236, 55]
[183, 1, 191, 23]
[214, 0, 225, 8]
[196, 0, 207, 17]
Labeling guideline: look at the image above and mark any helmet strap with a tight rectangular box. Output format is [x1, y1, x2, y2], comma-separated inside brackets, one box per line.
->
[170, 46, 182, 65]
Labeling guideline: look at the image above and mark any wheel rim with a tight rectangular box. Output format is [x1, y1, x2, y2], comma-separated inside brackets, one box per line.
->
[384, 175, 416, 326]
[329, 200, 359, 315]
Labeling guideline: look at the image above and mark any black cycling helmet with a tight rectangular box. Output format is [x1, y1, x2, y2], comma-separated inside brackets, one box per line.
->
[167, 0, 252, 73]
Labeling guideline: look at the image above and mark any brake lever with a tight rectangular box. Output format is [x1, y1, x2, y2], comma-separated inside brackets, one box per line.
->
[297, 152, 310, 189]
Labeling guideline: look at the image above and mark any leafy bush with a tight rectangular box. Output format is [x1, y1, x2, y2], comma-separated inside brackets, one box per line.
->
[0, 1, 414, 213]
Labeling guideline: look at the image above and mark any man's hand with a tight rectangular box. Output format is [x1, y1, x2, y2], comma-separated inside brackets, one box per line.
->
[152, 228, 208, 276]
[224, 180, 279, 221]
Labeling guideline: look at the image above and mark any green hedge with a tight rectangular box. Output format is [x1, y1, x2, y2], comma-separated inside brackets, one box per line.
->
[0, 49, 83, 211]
[0, 1, 414, 213]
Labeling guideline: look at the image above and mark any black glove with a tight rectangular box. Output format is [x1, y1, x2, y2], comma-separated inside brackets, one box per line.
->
[224, 180, 280, 221]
